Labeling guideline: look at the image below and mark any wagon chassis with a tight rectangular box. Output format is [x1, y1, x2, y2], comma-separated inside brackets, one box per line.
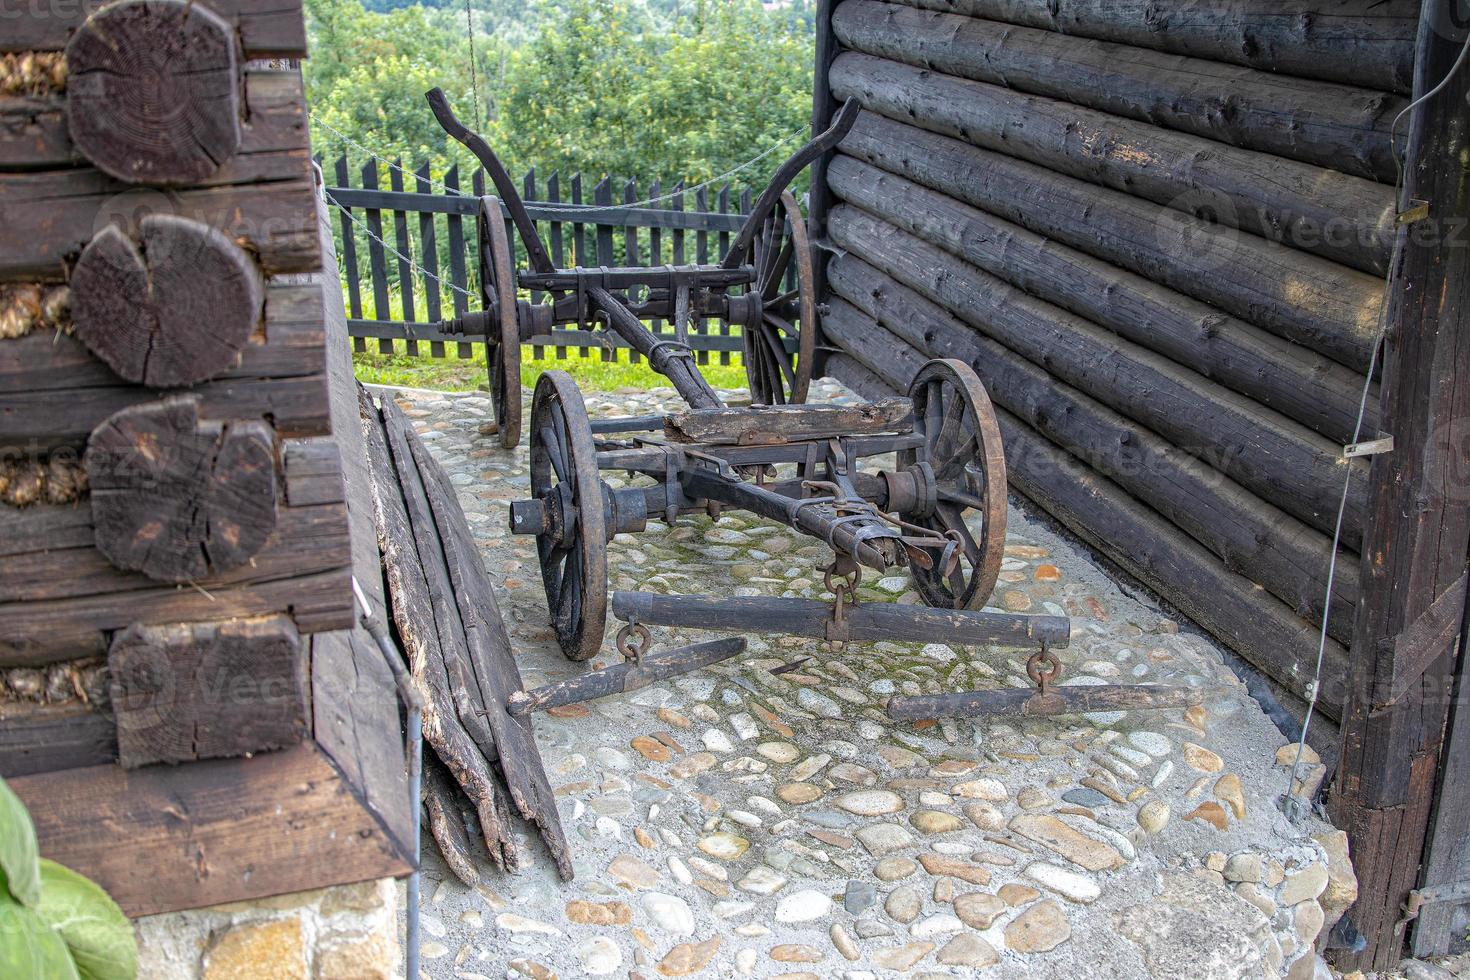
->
[426, 88, 1215, 723]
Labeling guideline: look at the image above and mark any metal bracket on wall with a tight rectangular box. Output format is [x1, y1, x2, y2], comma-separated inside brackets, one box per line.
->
[1344, 436, 1394, 459]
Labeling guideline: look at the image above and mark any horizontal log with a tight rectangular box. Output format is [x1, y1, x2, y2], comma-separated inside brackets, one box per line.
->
[2, 502, 348, 604]
[611, 591, 1071, 648]
[0, 282, 326, 393]
[824, 263, 1360, 643]
[892, 0, 1417, 94]
[0, 700, 116, 778]
[825, 357, 1349, 716]
[822, 352, 900, 404]
[1, 0, 308, 57]
[832, 53, 1396, 284]
[0, 68, 312, 178]
[886, 683, 1223, 720]
[0, 568, 352, 668]
[663, 399, 911, 444]
[834, 1, 1403, 181]
[508, 637, 749, 715]
[828, 146, 1379, 437]
[0, 168, 319, 281]
[283, 437, 345, 506]
[828, 205, 1369, 545]
[0, 373, 330, 454]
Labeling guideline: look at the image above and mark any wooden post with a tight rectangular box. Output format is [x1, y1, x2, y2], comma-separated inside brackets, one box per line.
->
[1329, 1, 1470, 969]
[807, 0, 841, 379]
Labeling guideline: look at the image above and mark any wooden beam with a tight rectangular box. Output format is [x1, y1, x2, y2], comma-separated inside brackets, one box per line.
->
[0, 0, 309, 57]
[834, 0, 1404, 182]
[1330, 2, 1470, 968]
[0, 701, 116, 778]
[889, 0, 1418, 94]
[663, 399, 911, 445]
[9, 743, 411, 918]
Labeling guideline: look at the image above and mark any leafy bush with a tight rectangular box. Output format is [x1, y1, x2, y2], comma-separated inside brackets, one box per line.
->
[0, 778, 137, 980]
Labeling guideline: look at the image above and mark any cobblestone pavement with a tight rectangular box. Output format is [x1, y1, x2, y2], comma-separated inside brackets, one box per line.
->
[391, 378, 1353, 980]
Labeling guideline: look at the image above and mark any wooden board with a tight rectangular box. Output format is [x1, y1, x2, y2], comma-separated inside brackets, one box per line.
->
[9, 743, 411, 918]
[664, 398, 911, 445]
[1, 0, 309, 57]
[0, 700, 115, 778]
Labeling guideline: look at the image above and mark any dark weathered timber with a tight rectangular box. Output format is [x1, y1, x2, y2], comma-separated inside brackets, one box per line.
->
[887, 684, 1222, 720]
[283, 437, 345, 506]
[84, 397, 278, 582]
[824, 353, 899, 404]
[0, 68, 310, 176]
[612, 592, 1071, 648]
[0, 373, 330, 454]
[837, 116, 1389, 359]
[358, 387, 513, 871]
[828, 205, 1370, 546]
[406, 406, 574, 880]
[0, 167, 319, 280]
[65, 0, 241, 184]
[663, 399, 911, 445]
[832, 52, 1397, 286]
[378, 395, 519, 870]
[834, 1, 1403, 181]
[423, 752, 481, 887]
[895, 0, 1418, 94]
[2, 0, 309, 57]
[0, 569, 351, 667]
[825, 258, 1361, 643]
[0, 701, 116, 778]
[508, 638, 748, 716]
[588, 286, 723, 409]
[1, 502, 347, 605]
[9, 744, 411, 918]
[71, 217, 264, 387]
[827, 144, 1379, 437]
[108, 616, 307, 768]
[1331, 3, 1470, 967]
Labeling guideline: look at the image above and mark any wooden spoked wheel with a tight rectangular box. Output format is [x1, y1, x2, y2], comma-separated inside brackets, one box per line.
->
[740, 191, 815, 405]
[477, 196, 522, 448]
[529, 370, 608, 661]
[900, 359, 1007, 611]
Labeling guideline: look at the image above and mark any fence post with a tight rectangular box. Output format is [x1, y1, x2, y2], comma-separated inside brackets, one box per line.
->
[415, 160, 445, 359]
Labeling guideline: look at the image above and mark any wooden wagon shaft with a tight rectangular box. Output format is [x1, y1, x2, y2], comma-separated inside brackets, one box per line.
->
[612, 592, 1071, 648]
[507, 637, 747, 716]
[886, 684, 1226, 720]
[587, 286, 723, 409]
[679, 467, 899, 569]
[518, 265, 753, 292]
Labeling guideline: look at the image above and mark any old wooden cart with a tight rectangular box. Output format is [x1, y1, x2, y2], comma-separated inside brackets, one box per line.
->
[428, 89, 1216, 723]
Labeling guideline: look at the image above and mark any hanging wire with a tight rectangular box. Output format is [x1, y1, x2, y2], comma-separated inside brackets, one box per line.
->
[309, 110, 807, 213]
[464, 0, 482, 132]
[323, 187, 475, 302]
[1285, 24, 1470, 824]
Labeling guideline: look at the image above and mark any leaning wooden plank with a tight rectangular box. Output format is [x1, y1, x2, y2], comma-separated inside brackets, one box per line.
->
[0, 68, 311, 175]
[0, 374, 330, 453]
[361, 389, 515, 870]
[0, 568, 352, 668]
[893, 0, 1418, 95]
[1, 0, 309, 57]
[827, 356, 1349, 715]
[832, 52, 1395, 285]
[825, 260, 1361, 644]
[828, 204, 1370, 546]
[664, 399, 911, 444]
[423, 751, 482, 888]
[9, 743, 411, 918]
[834, 1, 1404, 182]
[827, 144, 1379, 437]
[0, 700, 116, 778]
[405, 402, 574, 880]
[0, 169, 319, 281]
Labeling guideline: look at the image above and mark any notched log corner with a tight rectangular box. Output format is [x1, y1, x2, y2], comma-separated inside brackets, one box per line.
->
[107, 615, 307, 769]
[84, 395, 279, 583]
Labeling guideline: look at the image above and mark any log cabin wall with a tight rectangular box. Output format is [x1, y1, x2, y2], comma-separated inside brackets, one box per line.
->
[813, 0, 1423, 724]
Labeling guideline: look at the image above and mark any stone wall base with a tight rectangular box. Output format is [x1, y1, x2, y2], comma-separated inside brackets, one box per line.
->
[135, 878, 400, 979]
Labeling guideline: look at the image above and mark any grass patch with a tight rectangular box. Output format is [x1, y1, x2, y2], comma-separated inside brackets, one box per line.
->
[353, 345, 750, 393]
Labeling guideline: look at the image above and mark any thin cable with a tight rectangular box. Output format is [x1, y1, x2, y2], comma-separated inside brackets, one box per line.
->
[323, 188, 475, 301]
[309, 110, 806, 212]
[464, 0, 482, 132]
[1286, 23, 1470, 824]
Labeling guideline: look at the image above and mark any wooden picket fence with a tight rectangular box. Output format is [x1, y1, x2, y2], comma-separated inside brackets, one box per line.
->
[321, 153, 763, 366]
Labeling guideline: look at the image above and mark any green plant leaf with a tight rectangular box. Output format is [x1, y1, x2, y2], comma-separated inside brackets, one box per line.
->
[0, 777, 40, 907]
[0, 893, 81, 980]
[35, 860, 137, 980]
